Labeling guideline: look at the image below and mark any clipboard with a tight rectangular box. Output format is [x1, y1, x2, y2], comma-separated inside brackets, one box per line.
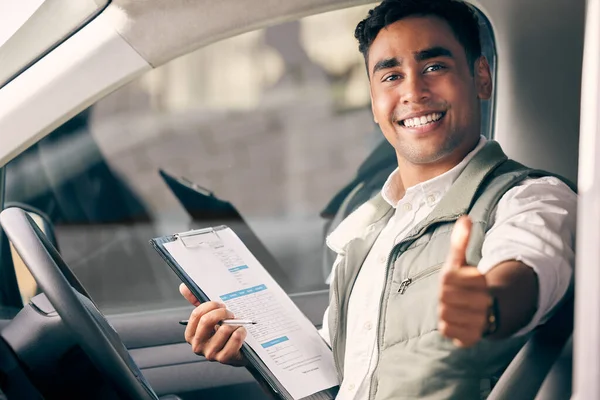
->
[150, 227, 339, 400]
[150, 226, 287, 399]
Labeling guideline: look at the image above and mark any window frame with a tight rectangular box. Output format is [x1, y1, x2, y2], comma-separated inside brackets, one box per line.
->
[475, 8, 498, 139]
[0, 0, 111, 90]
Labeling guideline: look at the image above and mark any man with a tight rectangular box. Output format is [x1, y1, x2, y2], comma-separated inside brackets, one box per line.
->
[179, 0, 577, 398]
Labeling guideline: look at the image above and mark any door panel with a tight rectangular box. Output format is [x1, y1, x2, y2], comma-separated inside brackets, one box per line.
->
[107, 291, 329, 397]
[141, 363, 260, 399]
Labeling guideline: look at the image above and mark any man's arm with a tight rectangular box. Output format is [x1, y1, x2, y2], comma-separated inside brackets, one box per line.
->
[438, 219, 540, 345]
[483, 260, 539, 339]
[439, 177, 576, 346]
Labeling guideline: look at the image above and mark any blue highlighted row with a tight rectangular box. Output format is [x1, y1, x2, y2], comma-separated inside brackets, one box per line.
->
[220, 284, 267, 301]
[228, 265, 249, 272]
[261, 336, 289, 348]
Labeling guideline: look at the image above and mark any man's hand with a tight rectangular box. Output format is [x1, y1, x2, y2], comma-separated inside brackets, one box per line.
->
[179, 283, 248, 366]
[438, 216, 493, 347]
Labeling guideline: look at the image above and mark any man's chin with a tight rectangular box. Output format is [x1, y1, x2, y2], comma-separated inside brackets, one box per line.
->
[404, 152, 450, 165]
[398, 143, 457, 165]
[396, 133, 468, 166]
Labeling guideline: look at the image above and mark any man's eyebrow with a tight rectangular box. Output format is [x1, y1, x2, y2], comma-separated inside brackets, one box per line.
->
[372, 57, 402, 76]
[370, 47, 453, 76]
[414, 46, 453, 62]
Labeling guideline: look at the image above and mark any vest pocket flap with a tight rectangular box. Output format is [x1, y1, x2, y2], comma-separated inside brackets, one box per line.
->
[393, 262, 444, 294]
[385, 264, 444, 344]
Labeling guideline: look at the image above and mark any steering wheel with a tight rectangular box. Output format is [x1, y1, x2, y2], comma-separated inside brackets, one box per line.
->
[0, 207, 159, 400]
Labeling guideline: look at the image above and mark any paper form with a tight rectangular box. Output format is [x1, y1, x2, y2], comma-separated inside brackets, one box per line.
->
[163, 228, 339, 400]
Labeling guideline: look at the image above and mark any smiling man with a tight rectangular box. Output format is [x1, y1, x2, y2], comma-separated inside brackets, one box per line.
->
[179, 0, 577, 399]
[320, 0, 576, 399]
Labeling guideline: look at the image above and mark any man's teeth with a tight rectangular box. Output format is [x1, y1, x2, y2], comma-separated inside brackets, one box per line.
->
[402, 112, 443, 127]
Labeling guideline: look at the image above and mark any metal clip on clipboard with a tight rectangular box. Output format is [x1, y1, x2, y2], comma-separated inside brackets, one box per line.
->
[175, 225, 227, 248]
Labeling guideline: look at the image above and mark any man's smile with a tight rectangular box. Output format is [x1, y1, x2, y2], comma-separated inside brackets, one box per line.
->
[397, 111, 447, 132]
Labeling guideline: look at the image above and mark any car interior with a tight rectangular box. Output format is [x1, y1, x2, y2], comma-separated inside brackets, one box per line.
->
[0, 0, 593, 399]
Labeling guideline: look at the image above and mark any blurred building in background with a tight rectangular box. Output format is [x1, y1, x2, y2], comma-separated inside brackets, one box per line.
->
[90, 5, 377, 221]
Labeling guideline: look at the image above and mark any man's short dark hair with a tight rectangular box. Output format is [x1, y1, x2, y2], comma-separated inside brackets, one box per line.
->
[355, 0, 482, 74]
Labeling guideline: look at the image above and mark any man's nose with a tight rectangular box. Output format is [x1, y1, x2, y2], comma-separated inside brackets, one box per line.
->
[401, 74, 430, 104]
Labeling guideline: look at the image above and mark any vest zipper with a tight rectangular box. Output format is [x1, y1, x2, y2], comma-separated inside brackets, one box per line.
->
[368, 216, 461, 400]
[368, 243, 403, 400]
[398, 279, 411, 294]
[397, 263, 444, 294]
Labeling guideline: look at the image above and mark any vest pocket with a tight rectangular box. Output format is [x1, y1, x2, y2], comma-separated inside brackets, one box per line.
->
[396, 262, 444, 294]
[386, 262, 445, 344]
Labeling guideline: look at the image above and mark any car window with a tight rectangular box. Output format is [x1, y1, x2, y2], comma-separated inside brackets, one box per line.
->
[4, 5, 496, 314]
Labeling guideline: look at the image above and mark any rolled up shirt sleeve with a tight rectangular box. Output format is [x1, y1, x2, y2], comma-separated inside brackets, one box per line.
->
[477, 176, 577, 336]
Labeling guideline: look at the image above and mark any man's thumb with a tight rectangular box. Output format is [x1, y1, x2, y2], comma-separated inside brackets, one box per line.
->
[179, 283, 201, 306]
[445, 216, 472, 270]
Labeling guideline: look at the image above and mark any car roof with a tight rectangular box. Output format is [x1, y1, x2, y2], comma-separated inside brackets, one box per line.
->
[109, 0, 374, 68]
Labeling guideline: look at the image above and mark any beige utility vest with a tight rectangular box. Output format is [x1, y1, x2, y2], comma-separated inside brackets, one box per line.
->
[326, 141, 570, 399]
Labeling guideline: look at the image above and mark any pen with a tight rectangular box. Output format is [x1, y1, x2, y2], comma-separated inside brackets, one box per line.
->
[179, 319, 257, 326]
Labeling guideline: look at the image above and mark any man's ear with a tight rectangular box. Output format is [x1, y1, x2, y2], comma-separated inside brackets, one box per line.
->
[475, 56, 492, 100]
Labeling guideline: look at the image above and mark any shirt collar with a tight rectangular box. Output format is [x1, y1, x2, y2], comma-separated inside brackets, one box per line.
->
[381, 136, 488, 208]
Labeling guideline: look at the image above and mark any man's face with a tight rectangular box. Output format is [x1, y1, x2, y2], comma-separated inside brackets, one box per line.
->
[368, 16, 492, 166]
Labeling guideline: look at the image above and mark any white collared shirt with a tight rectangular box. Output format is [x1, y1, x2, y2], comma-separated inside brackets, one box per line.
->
[320, 137, 577, 400]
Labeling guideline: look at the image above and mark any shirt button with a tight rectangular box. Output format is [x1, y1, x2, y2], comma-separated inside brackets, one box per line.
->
[348, 383, 356, 391]
[364, 321, 373, 330]
[427, 195, 436, 204]
[403, 203, 412, 211]
[378, 254, 387, 264]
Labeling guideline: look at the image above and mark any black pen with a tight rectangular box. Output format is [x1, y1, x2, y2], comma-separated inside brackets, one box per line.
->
[179, 319, 257, 326]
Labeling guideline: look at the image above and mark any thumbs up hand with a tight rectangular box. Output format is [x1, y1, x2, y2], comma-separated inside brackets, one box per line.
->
[438, 216, 493, 347]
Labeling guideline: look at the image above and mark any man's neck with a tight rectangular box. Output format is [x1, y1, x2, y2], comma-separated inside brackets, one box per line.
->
[394, 139, 481, 192]
[395, 159, 459, 189]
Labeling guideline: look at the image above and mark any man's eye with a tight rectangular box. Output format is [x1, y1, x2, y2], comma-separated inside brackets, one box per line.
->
[424, 64, 445, 73]
[383, 74, 400, 82]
